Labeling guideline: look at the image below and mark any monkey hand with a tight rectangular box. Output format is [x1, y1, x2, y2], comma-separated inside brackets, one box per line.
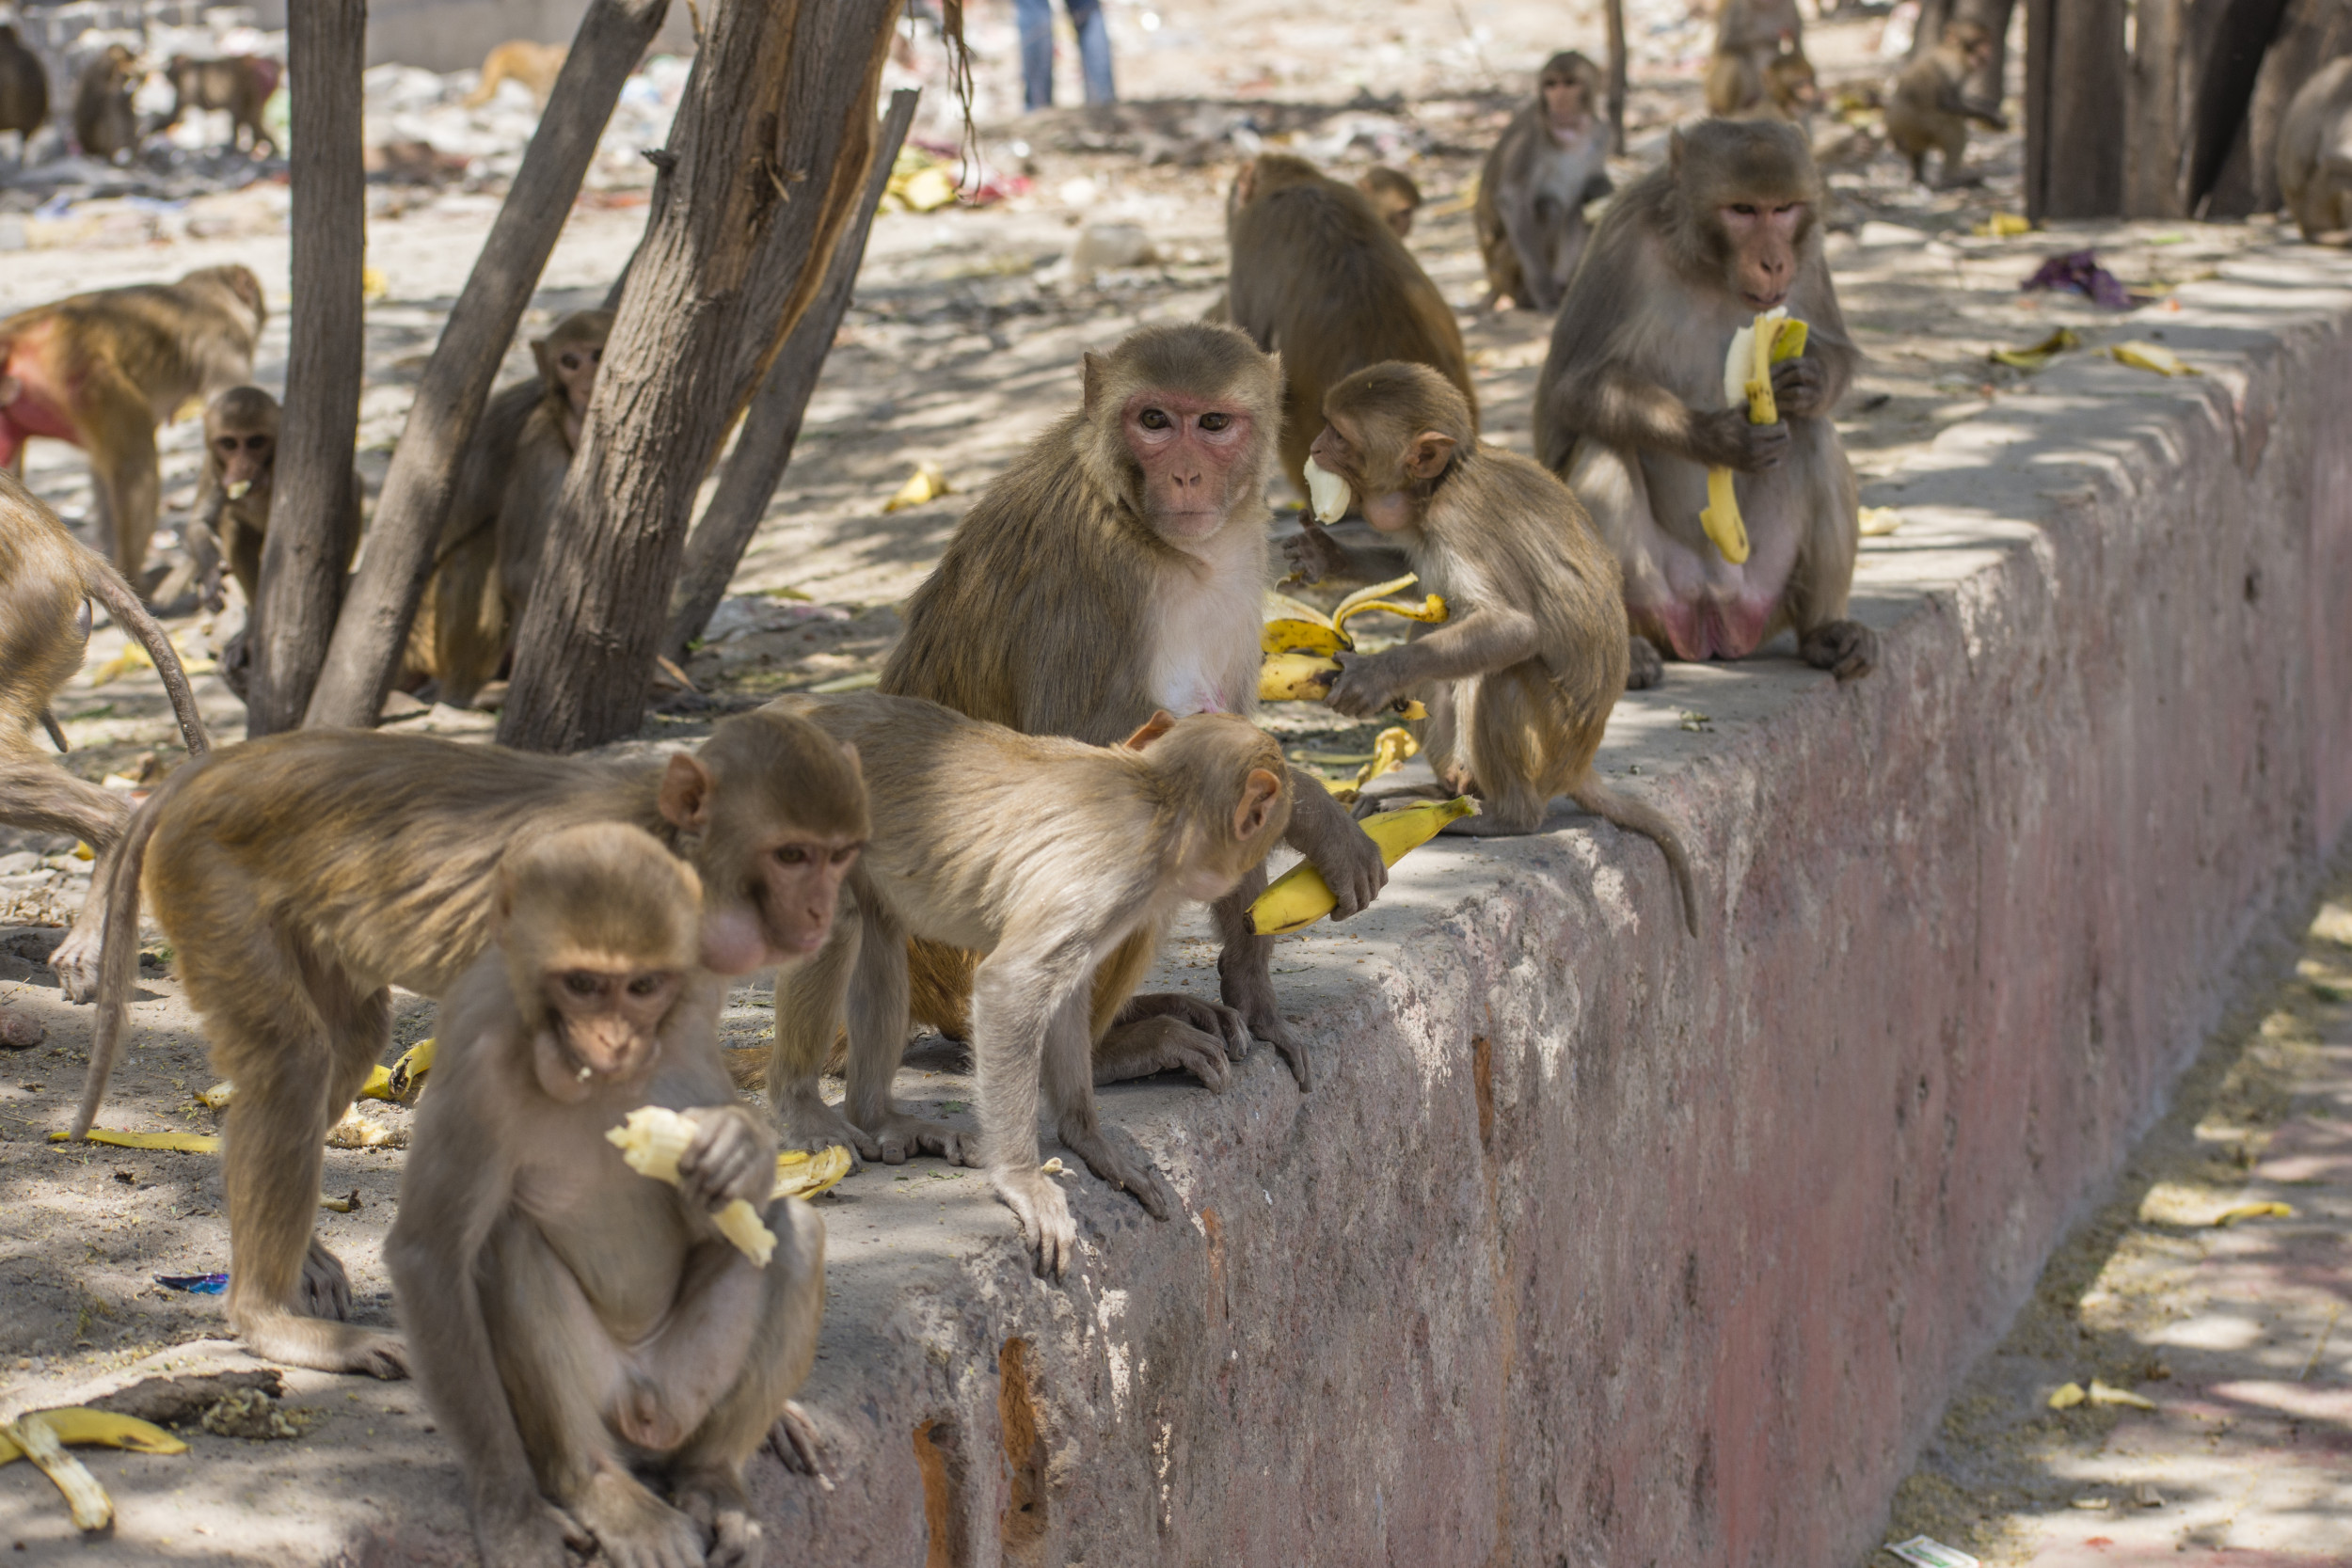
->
[676, 1104, 777, 1212]
[1323, 650, 1408, 720]
[1769, 355, 1832, 420]
[1281, 519, 1352, 584]
[993, 1165, 1079, 1280]
[1695, 404, 1789, 472]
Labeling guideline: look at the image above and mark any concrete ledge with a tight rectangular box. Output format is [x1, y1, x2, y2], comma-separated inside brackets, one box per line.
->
[735, 249, 2352, 1566]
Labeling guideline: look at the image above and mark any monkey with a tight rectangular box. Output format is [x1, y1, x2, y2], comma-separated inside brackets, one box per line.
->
[183, 386, 362, 625]
[1222, 153, 1478, 497]
[160, 55, 281, 156]
[1356, 166, 1423, 238]
[769, 693, 1290, 1277]
[71, 43, 138, 165]
[72, 706, 866, 1377]
[1475, 51, 1613, 312]
[0, 265, 266, 581]
[389, 822, 823, 1568]
[1704, 0, 1817, 119]
[0, 24, 49, 165]
[1883, 21, 2006, 187]
[1533, 119, 1874, 687]
[881, 323, 1389, 1100]
[462, 40, 568, 109]
[1282, 361, 1699, 935]
[2278, 56, 2352, 242]
[0, 469, 208, 1044]
[413, 309, 612, 707]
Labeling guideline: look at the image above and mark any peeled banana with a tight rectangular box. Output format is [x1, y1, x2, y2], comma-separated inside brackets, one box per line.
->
[606, 1106, 777, 1266]
[1701, 309, 1809, 565]
[1247, 796, 1479, 935]
[1303, 455, 1353, 524]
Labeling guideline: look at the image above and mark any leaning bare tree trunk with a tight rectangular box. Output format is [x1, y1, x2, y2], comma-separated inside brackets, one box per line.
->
[302, 0, 672, 731]
[662, 87, 918, 664]
[1603, 0, 1628, 154]
[499, 0, 900, 753]
[246, 0, 365, 737]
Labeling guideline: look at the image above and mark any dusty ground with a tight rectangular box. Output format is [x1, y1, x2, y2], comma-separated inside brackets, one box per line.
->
[0, 0, 2332, 1558]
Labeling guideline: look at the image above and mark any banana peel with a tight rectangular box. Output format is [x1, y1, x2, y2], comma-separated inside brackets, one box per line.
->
[1247, 796, 1478, 935]
[2112, 341, 2196, 376]
[1991, 326, 2079, 370]
[0, 1410, 186, 1464]
[0, 1417, 112, 1531]
[1263, 617, 1349, 657]
[50, 1128, 220, 1153]
[385, 1037, 435, 1100]
[774, 1145, 852, 1202]
[1701, 309, 1808, 565]
[881, 461, 951, 513]
[2213, 1200, 2295, 1227]
[1355, 725, 1420, 794]
[1261, 652, 1343, 703]
[1334, 591, 1447, 640]
[607, 1106, 777, 1265]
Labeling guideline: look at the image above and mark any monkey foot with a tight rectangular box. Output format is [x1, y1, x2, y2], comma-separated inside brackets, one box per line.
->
[470, 1496, 584, 1568]
[236, 1310, 408, 1379]
[0, 1005, 42, 1050]
[993, 1167, 1079, 1280]
[1627, 635, 1665, 690]
[765, 1401, 833, 1489]
[299, 1235, 354, 1321]
[1218, 960, 1313, 1091]
[1057, 1120, 1176, 1223]
[675, 1470, 765, 1568]
[860, 1110, 977, 1168]
[572, 1466, 707, 1568]
[1099, 997, 1246, 1090]
[772, 1091, 873, 1166]
[47, 926, 101, 1004]
[1800, 618, 1878, 682]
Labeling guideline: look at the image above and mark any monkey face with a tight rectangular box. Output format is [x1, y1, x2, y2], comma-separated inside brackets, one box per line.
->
[531, 963, 680, 1099]
[1542, 71, 1589, 131]
[211, 428, 273, 497]
[1308, 410, 1454, 532]
[710, 835, 863, 974]
[1716, 198, 1806, 310]
[554, 342, 602, 418]
[1120, 390, 1258, 541]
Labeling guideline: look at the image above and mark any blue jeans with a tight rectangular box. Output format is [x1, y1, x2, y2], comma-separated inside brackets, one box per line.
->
[1016, 0, 1115, 109]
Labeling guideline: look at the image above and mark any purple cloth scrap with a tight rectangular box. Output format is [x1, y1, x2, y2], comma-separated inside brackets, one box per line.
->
[2022, 250, 2132, 309]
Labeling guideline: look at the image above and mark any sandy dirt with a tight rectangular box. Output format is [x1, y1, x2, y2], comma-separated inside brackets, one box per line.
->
[0, 0, 2326, 1559]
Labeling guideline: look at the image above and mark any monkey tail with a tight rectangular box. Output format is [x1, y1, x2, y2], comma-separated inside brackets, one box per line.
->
[1566, 776, 1701, 940]
[79, 552, 210, 755]
[71, 754, 205, 1138]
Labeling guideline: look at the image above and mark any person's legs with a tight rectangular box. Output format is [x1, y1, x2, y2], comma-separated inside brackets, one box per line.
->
[1066, 0, 1116, 103]
[1015, 0, 1055, 109]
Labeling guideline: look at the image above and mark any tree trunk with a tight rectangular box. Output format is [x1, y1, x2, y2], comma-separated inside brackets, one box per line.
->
[1909, 0, 1955, 60]
[301, 0, 672, 730]
[662, 87, 918, 664]
[245, 0, 365, 737]
[2025, 0, 2128, 219]
[2125, 0, 2190, 217]
[1603, 0, 1628, 155]
[498, 0, 901, 754]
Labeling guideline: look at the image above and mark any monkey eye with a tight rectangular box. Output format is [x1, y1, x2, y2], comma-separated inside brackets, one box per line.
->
[626, 974, 668, 997]
[245, 436, 269, 451]
[1199, 412, 1231, 432]
[561, 353, 582, 370]
[562, 972, 602, 998]
[1730, 203, 1758, 215]
[775, 845, 811, 865]
[1775, 202, 1803, 216]
[589, 348, 603, 363]
[1138, 407, 1172, 431]
[215, 438, 238, 455]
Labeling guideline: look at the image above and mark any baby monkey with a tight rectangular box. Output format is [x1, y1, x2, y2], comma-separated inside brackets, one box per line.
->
[1286, 361, 1698, 936]
[389, 823, 822, 1568]
[766, 693, 1292, 1279]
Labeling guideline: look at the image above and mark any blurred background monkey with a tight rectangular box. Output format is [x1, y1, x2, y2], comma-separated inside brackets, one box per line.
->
[1356, 166, 1423, 238]
[1476, 51, 1613, 311]
[1885, 21, 2006, 186]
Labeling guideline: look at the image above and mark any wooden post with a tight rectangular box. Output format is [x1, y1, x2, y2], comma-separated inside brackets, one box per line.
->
[663, 87, 919, 663]
[1603, 0, 1628, 154]
[2025, 0, 2128, 220]
[302, 0, 672, 730]
[245, 0, 364, 736]
[498, 0, 902, 753]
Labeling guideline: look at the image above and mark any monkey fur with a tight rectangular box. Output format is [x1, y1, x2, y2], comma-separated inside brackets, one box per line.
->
[2279, 55, 2352, 243]
[1475, 51, 1613, 311]
[71, 42, 137, 164]
[0, 24, 49, 160]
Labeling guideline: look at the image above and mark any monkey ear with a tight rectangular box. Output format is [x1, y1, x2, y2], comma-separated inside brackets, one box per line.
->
[1081, 351, 1107, 419]
[1233, 768, 1283, 841]
[1406, 432, 1458, 481]
[1121, 710, 1178, 751]
[657, 752, 714, 832]
[836, 740, 863, 777]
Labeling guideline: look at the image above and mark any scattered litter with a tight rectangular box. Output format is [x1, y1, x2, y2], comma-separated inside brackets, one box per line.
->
[0, 1409, 184, 1465]
[1860, 506, 1902, 536]
[1885, 1536, 1979, 1568]
[1989, 326, 2080, 370]
[2111, 341, 2197, 376]
[196, 1082, 234, 1110]
[50, 1127, 220, 1153]
[2022, 250, 2132, 309]
[2212, 1199, 2294, 1225]
[883, 147, 960, 213]
[1678, 711, 1713, 733]
[882, 460, 951, 513]
[154, 1273, 229, 1295]
[384, 1037, 435, 1100]
[1975, 211, 2032, 237]
[2089, 1378, 2156, 1410]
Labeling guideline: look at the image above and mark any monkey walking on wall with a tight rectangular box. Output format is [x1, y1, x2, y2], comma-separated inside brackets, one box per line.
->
[390, 823, 822, 1568]
[1534, 119, 1876, 686]
[1475, 51, 1613, 312]
[1287, 361, 1699, 935]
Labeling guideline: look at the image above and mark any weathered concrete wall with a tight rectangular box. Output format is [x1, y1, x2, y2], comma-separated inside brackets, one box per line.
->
[716, 251, 2352, 1568]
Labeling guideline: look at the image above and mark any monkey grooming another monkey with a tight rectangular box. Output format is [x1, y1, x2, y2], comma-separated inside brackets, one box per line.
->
[771, 693, 1289, 1277]
[1357, 166, 1423, 238]
[1223, 153, 1477, 496]
[71, 43, 138, 164]
[1475, 51, 1613, 312]
[0, 470, 208, 1043]
[1534, 119, 1874, 686]
[390, 823, 821, 1568]
[414, 309, 612, 706]
[2279, 56, 2352, 242]
[0, 24, 49, 164]
[74, 709, 865, 1376]
[1884, 21, 2005, 187]
[0, 265, 266, 581]
[882, 323, 1388, 1098]
[161, 55, 281, 156]
[1286, 362, 1698, 933]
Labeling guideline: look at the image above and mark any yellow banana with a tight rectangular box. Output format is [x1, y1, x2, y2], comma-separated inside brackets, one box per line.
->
[607, 1106, 777, 1265]
[2111, 341, 2195, 376]
[1331, 573, 1422, 626]
[48, 1128, 220, 1153]
[1332, 592, 1448, 640]
[1247, 796, 1479, 935]
[1354, 726, 1420, 793]
[0, 1418, 112, 1531]
[1701, 311, 1808, 566]
[0, 1409, 186, 1463]
[1260, 652, 1343, 702]
[1263, 618, 1349, 656]
[774, 1145, 852, 1201]
[384, 1037, 435, 1101]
